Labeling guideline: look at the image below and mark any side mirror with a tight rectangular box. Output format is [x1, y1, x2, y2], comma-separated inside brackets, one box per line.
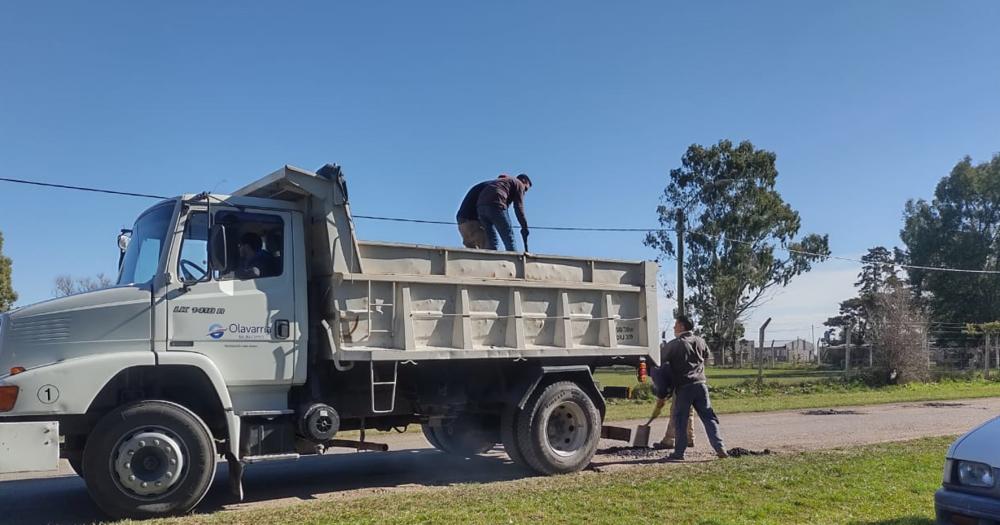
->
[117, 229, 132, 270]
[209, 224, 229, 273]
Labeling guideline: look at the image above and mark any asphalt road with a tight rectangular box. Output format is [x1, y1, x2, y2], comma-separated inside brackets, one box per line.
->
[2, 397, 998, 524]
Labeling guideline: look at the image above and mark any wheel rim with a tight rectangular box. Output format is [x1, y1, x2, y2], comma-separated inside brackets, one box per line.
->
[543, 401, 588, 457]
[112, 428, 186, 498]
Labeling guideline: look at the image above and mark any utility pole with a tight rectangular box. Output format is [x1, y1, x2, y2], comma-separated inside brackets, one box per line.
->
[985, 333, 991, 380]
[845, 323, 852, 373]
[811, 325, 816, 363]
[757, 317, 771, 384]
[676, 209, 685, 316]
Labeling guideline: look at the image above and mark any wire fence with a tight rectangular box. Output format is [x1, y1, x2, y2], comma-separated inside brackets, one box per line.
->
[700, 331, 1000, 381]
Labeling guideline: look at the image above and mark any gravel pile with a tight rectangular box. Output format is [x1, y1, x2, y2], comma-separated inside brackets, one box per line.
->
[728, 447, 772, 457]
[802, 409, 861, 416]
[596, 446, 667, 459]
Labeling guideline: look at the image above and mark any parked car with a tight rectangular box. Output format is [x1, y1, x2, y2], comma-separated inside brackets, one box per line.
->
[936, 415, 1000, 524]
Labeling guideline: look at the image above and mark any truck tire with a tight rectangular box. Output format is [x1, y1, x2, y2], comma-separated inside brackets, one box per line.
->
[500, 403, 529, 468]
[82, 400, 217, 520]
[421, 423, 445, 450]
[424, 414, 497, 457]
[515, 381, 601, 475]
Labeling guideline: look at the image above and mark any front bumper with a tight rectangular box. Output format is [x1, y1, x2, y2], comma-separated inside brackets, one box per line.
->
[936, 487, 1000, 524]
[0, 421, 60, 474]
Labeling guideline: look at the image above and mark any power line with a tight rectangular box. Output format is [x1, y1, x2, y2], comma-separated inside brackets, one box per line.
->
[0, 177, 169, 200]
[5, 175, 1000, 275]
[353, 214, 656, 232]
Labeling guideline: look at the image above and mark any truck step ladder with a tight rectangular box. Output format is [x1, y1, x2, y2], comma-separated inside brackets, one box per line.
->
[370, 361, 398, 414]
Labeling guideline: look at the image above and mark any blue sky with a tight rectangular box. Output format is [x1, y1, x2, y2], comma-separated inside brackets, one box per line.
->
[1, 2, 999, 343]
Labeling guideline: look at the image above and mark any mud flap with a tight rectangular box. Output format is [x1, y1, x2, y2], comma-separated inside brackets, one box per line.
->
[226, 452, 245, 501]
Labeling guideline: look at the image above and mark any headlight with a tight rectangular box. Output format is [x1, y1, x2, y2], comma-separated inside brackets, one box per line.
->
[957, 461, 995, 488]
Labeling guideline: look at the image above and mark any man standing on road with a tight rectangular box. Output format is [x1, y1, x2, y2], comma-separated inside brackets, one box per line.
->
[476, 174, 532, 251]
[662, 315, 728, 460]
[647, 358, 695, 449]
[456, 175, 510, 249]
[650, 358, 695, 450]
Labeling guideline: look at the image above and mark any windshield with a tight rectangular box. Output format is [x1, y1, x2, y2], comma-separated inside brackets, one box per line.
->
[117, 201, 176, 286]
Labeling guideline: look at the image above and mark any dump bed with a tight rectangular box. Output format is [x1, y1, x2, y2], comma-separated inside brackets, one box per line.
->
[234, 165, 659, 364]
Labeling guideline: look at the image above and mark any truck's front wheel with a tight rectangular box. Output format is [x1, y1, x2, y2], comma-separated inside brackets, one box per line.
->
[82, 401, 217, 520]
[516, 381, 601, 475]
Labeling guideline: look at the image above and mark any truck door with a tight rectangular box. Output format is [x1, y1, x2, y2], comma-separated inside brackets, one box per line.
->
[166, 207, 298, 385]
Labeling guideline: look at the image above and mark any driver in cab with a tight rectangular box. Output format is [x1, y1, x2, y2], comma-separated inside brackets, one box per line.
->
[235, 232, 277, 279]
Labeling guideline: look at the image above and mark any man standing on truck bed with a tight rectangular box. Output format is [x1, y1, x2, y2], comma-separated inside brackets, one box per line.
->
[456, 174, 509, 249]
[476, 173, 531, 251]
[662, 314, 728, 460]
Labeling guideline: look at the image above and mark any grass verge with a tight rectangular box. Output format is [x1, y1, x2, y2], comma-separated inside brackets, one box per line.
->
[596, 366, 843, 388]
[135, 436, 953, 525]
[604, 377, 1000, 421]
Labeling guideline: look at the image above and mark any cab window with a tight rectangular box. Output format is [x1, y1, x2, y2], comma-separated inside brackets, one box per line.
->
[177, 212, 209, 282]
[215, 211, 284, 281]
[118, 201, 175, 286]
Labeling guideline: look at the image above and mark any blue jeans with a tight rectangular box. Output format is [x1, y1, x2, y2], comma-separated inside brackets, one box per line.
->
[477, 205, 516, 251]
[672, 382, 725, 457]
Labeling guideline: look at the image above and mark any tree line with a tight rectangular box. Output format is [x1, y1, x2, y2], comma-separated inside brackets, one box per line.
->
[647, 141, 1000, 381]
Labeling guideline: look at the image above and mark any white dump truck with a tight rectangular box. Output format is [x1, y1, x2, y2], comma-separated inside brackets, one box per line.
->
[0, 164, 658, 518]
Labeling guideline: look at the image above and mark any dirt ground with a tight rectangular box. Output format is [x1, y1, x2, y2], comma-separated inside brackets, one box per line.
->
[1, 397, 997, 524]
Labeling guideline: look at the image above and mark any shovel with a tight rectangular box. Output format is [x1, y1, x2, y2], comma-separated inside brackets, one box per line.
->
[633, 406, 662, 448]
[633, 424, 652, 448]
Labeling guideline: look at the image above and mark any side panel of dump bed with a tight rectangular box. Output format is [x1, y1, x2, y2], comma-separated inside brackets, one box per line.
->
[326, 241, 658, 363]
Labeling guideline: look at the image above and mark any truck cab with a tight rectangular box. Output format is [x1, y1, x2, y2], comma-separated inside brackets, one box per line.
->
[0, 164, 658, 519]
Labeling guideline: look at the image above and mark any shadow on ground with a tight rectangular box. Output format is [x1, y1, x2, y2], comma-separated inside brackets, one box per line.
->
[852, 518, 934, 525]
[0, 448, 531, 525]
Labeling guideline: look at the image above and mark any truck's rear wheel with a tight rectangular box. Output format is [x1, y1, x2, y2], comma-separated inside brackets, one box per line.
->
[501, 403, 529, 468]
[422, 414, 497, 457]
[82, 401, 217, 520]
[515, 381, 601, 475]
[421, 423, 445, 450]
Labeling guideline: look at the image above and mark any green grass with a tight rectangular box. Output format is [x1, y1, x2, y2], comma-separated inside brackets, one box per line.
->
[604, 376, 1000, 421]
[135, 437, 954, 525]
[596, 365, 842, 388]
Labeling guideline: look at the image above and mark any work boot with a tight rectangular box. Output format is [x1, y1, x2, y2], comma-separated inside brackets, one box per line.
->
[666, 452, 684, 461]
[716, 448, 729, 459]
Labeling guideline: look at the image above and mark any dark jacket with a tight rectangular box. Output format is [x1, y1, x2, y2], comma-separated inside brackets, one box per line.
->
[651, 362, 674, 400]
[237, 249, 278, 279]
[661, 331, 709, 389]
[476, 177, 528, 229]
[456, 180, 492, 222]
